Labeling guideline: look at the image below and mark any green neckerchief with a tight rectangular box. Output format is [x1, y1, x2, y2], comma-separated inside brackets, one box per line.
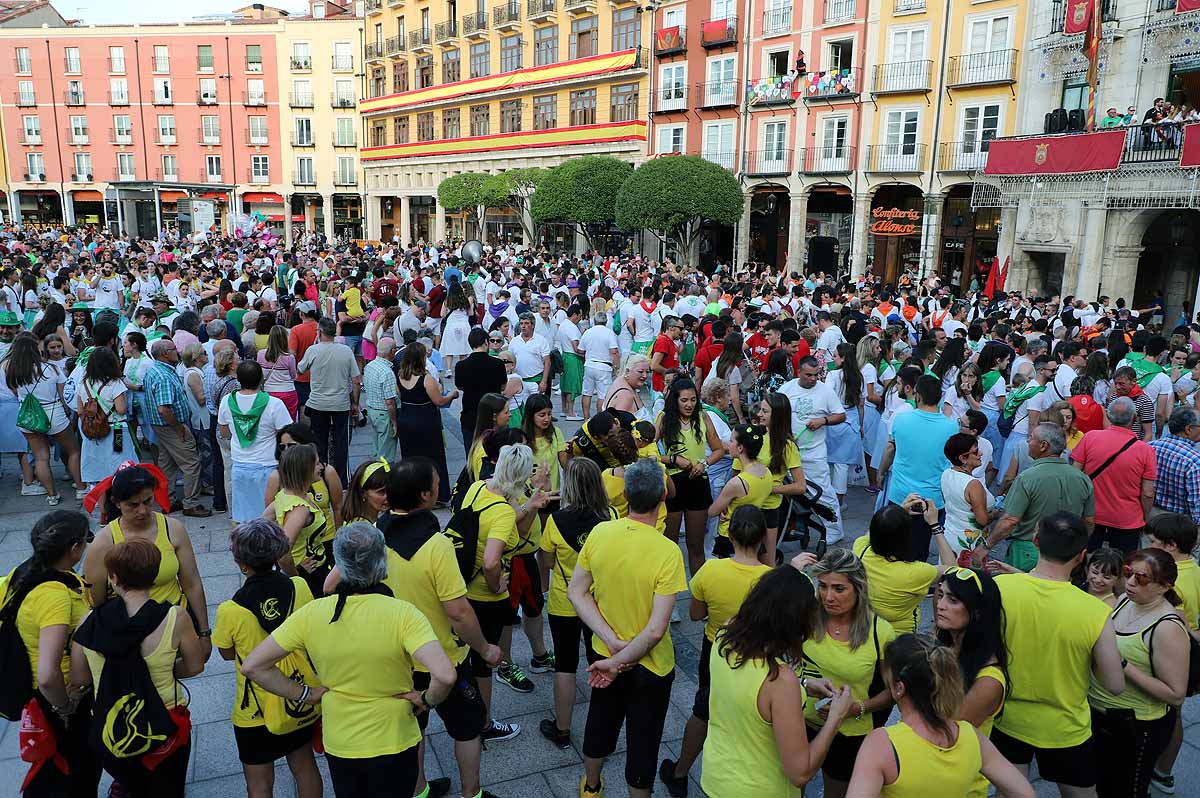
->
[827, 363, 840, 372]
[923, 367, 937, 378]
[1002, 383, 1045, 418]
[228, 391, 271, 448]
[1126, 352, 1165, 388]
[906, 398, 917, 408]
[702, 403, 729, 426]
[75, 345, 95, 372]
[981, 369, 1002, 393]
[890, 360, 904, 374]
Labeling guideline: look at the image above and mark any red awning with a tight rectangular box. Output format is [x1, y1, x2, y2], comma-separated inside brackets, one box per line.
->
[201, 192, 227, 202]
[983, 130, 1126, 176]
[242, 192, 284, 204]
[265, 214, 305, 222]
[1179, 0, 1200, 12]
[71, 190, 103, 201]
[159, 191, 187, 202]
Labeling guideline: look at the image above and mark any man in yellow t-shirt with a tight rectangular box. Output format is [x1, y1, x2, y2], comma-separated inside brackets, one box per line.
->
[992, 512, 1123, 795]
[569, 458, 688, 798]
[243, 523, 457, 796]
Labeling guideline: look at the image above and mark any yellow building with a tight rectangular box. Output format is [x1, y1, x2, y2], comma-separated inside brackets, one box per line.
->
[277, 11, 365, 239]
[861, 0, 1026, 285]
[360, 0, 650, 245]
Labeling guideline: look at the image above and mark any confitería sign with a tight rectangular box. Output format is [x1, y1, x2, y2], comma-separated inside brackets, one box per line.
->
[869, 207, 921, 236]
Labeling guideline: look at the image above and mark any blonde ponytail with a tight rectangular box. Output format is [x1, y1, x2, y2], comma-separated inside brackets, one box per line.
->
[927, 643, 966, 724]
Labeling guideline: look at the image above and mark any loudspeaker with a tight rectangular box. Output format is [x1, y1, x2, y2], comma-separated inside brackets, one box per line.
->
[1068, 109, 1086, 131]
[1048, 108, 1069, 134]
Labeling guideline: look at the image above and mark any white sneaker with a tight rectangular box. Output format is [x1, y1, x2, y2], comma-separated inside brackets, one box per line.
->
[21, 482, 47, 496]
[46, 494, 61, 506]
[75, 487, 90, 499]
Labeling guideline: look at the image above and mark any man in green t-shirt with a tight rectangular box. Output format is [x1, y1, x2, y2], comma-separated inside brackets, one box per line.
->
[976, 422, 1095, 571]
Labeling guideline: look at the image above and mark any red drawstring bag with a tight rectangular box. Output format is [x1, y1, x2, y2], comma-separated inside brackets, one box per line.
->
[142, 706, 191, 771]
[20, 698, 68, 790]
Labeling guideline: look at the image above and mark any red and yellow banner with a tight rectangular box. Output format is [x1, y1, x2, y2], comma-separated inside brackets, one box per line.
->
[361, 120, 646, 161]
[983, 130, 1126, 175]
[359, 49, 639, 114]
[1064, 0, 1093, 35]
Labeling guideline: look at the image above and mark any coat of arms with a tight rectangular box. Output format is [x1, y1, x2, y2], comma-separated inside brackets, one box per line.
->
[1034, 143, 1049, 165]
[1071, 0, 1089, 27]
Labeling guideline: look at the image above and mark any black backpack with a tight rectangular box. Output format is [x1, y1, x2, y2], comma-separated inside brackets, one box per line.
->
[1146, 611, 1200, 697]
[443, 481, 507, 581]
[0, 570, 81, 720]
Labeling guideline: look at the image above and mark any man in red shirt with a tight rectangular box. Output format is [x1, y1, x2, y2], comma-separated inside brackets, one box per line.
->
[370, 266, 399, 303]
[692, 318, 728, 384]
[747, 320, 783, 372]
[288, 303, 321, 414]
[650, 314, 684, 392]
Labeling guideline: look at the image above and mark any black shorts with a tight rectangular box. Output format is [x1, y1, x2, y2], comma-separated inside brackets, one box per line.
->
[691, 636, 713, 721]
[508, 552, 545, 618]
[548, 613, 595, 674]
[666, 472, 711, 513]
[468, 597, 518, 677]
[233, 722, 316, 765]
[711, 535, 733, 559]
[412, 661, 487, 742]
[326, 744, 418, 796]
[990, 727, 1097, 788]
[582, 665, 675, 791]
[806, 726, 865, 783]
[762, 505, 781, 530]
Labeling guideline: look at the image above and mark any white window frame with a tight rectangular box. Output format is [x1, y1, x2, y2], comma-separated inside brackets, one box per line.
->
[117, 152, 135, 180]
[663, 7, 685, 28]
[711, 0, 735, 21]
[762, 45, 792, 78]
[199, 78, 218, 103]
[109, 46, 126, 74]
[205, 154, 222, 182]
[826, 37, 856, 72]
[69, 115, 89, 144]
[880, 108, 921, 170]
[249, 116, 269, 145]
[113, 114, 132, 143]
[656, 122, 686, 155]
[153, 45, 170, 73]
[705, 55, 737, 106]
[110, 78, 129, 104]
[336, 155, 356, 184]
[64, 47, 81, 74]
[247, 78, 266, 105]
[658, 63, 687, 112]
[335, 116, 356, 146]
[18, 80, 35, 105]
[702, 120, 736, 170]
[202, 115, 221, 144]
[960, 12, 1014, 83]
[157, 114, 176, 143]
[294, 117, 313, 146]
[74, 152, 92, 181]
[161, 154, 179, 181]
[22, 115, 40, 143]
[27, 153, 45, 181]
[333, 41, 354, 71]
[334, 79, 355, 106]
[154, 78, 172, 103]
[15, 47, 31, 74]
[761, 119, 789, 166]
[296, 156, 315, 184]
[251, 154, 270, 183]
[952, 101, 1002, 169]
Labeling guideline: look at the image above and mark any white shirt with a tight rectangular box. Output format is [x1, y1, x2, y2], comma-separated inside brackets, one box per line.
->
[556, 318, 581, 355]
[508, 332, 551, 379]
[93, 276, 123, 309]
[981, 373, 1007, 411]
[815, 325, 846, 356]
[626, 302, 663, 344]
[218, 391, 293, 466]
[1054, 363, 1078, 399]
[778, 378, 845, 461]
[674, 296, 707, 320]
[943, 318, 967, 338]
[580, 325, 619, 368]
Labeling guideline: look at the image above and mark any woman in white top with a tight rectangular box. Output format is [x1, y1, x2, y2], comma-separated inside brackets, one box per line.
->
[4, 334, 84, 504]
[77, 347, 130, 485]
[975, 343, 1010, 464]
[941, 362, 983, 420]
[940, 432, 996, 558]
[439, 280, 475, 372]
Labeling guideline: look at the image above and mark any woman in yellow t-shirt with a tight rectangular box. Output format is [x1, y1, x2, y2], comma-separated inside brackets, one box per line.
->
[709, 424, 773, 559]
[340, 458, 391, 525]
[538, 458, 618, 748]
[466, 393, 512, 481]
[213, 519, 321, 798]
[2, 511, 97, 797]
[263, 444, 330, 598]
[846, 634, 1034, 798]
[755, 394, 808, 566]
[852, 499, 956, 635]
[601, 427, 675, 531]
[933, 567, 1010, 798]
[522, 393, 568, 516]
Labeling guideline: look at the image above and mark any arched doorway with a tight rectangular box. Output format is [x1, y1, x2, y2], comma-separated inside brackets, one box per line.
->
[939, 184, 999, 293]
[1136, 210, 1200, 324]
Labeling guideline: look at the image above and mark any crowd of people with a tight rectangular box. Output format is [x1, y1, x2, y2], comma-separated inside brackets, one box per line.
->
[0, 221, 1199, 798]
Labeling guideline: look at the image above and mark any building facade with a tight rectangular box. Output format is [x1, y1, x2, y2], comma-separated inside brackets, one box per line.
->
[359, 0, 650, 248]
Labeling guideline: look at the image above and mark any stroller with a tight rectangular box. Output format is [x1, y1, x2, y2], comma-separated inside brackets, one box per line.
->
[777, 481, 838, 561]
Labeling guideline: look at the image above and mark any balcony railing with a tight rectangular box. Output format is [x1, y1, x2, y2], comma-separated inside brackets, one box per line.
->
[1052, 0, 1117, 32]
[108, 57, 126, 73]
[946, 49, 1018, 87]
[333, 55, 354, 71]
[700, 17, 738, 47]
[68, 130, 90, 145]
[865, 143, 927, 173]
[332, 92, 356, 108]
[494, 2, 521, 29]
[24, 172, 47, 183]
[333, 132, 358, 147]
[197, 92, 218, 105]
[1121, 127, 1184, 163]
[872, 60, 932, 94]
[1157, 0, 1176, 9]
[409, 29, 432, 50]
[528, 0, 556, 18]
[435, 20, 459, 44]
[19, 132, 41, 144]
[243, 92, 267, 106]
[763, 6, 792, 35]
[366, 42, 383, 60]
[290, 56, 312, 71]
[109, 128, 133, 145]
[155, 168, 179, 182]
[292, 171, 317, 186]
[152, 93, 173, 106]
[247, 168, 270, 185]
[203, 170, 224, 184]
[15, 93, 36, 107]
[289, 92, 314, 108]
[156, 132, 177, 145]
[699, 79, 739, 107]
[246, 129, 268, 145]
[803, 69, 858, 100]
[73, 172, 93, 182]
[655, 25, 686, 55]
[64, 58, 81, 74]
[743, 149, 793, 175]
[824, 0, 856, 23]
[895, 0, 925, 10]
[385, 36, 405, 56]
[800, 145, 856, 174]
[564, 0, 596, 12]
[64, 91, 84, 106]
[463, 11, 488, 36]
[655, 84, 689, 112]
[198, 129, 221, 145]
[334, 172, 359, 186]
[109, 91, 130, 106]
[112, 169, 137, 182]
[748, 74, 800, 106]
[703, 151, 736, 170]
[938, 140, 992, 172]
[366, 0, 383, 13]
[291, 132, 316, 147]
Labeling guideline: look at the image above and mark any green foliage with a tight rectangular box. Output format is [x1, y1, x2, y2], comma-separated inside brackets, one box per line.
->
[530, 156, 633, 228]
[490, 167, 548, 199]
[436, 172, 506, 212]
[614, 156, 742, 252]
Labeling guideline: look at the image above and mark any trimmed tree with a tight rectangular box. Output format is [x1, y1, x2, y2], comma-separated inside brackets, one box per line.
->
[487, 167, 548, 245]
[436, 172, 507, 237]
[615, 155, 743, 259]
[531, 156, 633, 251]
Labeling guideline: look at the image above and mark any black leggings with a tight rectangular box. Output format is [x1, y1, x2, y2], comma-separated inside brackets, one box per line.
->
[326, 744, 419, 797]
[1091, 707, 1175, 798]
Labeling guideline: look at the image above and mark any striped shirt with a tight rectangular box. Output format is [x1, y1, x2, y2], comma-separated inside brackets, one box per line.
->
[362, 357, 398, 411]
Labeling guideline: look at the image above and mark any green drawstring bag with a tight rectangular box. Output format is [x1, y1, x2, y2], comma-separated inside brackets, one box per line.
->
[17, 392, 50, 434]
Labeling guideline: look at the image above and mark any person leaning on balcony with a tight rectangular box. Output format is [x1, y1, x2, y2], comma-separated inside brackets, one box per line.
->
[1100, 108, 1125, 128]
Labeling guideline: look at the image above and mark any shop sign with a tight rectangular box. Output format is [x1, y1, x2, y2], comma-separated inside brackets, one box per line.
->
[869, 207, 920, 236]
[944, 239, 965, 251]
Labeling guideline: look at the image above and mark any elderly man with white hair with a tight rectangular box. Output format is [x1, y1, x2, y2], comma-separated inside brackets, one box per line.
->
[142, 336, 211, 516]
[362, 337, 400, 461]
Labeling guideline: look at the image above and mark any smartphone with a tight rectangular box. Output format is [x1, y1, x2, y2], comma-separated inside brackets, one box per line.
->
[815, 697, 832, 711]
[909, 500, 926, 514]
[112, 425, 123, 453]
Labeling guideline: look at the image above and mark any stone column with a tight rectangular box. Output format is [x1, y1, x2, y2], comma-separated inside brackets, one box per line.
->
[284, 193, 295, 245]
[433, 199, 446, 242]
[918, 192, 944, 279]
[323, 195, 335, 240]
[521, 205, 535, 248]
[786, 191, 808, 273]
[1074, 206, 1108, 300]
[363, 195, 380, 242]
[850, 192, 872, 279]
[735, 193, 753, 267]
[62, 190, 75, 226]
[399, 195, 412, 245]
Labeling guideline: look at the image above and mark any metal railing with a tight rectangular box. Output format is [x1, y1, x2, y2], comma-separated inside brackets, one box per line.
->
[15, 92, 36, 107]
[19, 132, 41, 144]
[333, 132, 358, 147]
[291, 132, 316, 147]
[109, 90, 130, 105]
[938, 140, 992, 172]
[331, 92, 356, 108]
[824, 0, 855, 23]
[655, 84, 688, 112]
[872, 60, 932, 94]
[334, 172, 359, 186]
[156, 132, 177, 145]
[655, 25, 686, 55]
[865, 143, 927, 172]
[155, 168, 179, 182]
[73, 172, 93, 182]
[701, 17, 738, 46]
[64, 57, 81, 74]
[24, 172, 46, 182]
[528, 0, 556, 16]
[64, 91, 84, 106]
[197, 92, 218, 105]
[462, 11, 488, 35]
[703, 151, 736, 170]
[409, 28, 432, 49]
[112, 168, 137, 182]
[946, 49, 1018, 86]
[385, 36, 405, 56]
[494, 2, 521, 28]
[1157, 0, 1176, 9]
[800, 146, 856, 174]
[247, 168, 270, 185]
[747, 74, 799, 105]
[67, 129, 89, 144]
[289, 92, 314, 108]
[743, 149, 793, 175]
[895, 0, 925, 11]
[245, 129, 268, 145]
[198, 129, 221, 145]
[152, 93, 173, 106]
[1121, 127, 1185, 163]
[763, 6, 792, 35]
[365, 42, 383, 60]
[333, 55, 354, 71]
[242, 92, 267, 106]
[1051, 0, 1117, 31]
[366, 0, 383, 12]
[290, 56, 312, 71]
[564, 0, 595, 11]
[803, 69, 858, 99]
[435, 20, 459, 43]
[108, 57, 126, 73]
[292, 171, 317, 186]
[108, 127, 132, 144]
[699, 79, 738, 107]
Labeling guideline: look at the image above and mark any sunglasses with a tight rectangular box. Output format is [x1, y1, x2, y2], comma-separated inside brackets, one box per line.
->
[1123, 565, 1157, 586]
[945, 566, 983, 593]
[489, 337, 503, 343]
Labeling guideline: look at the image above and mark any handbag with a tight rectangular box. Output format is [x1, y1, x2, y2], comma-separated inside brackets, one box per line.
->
[17, 392, 50, 434]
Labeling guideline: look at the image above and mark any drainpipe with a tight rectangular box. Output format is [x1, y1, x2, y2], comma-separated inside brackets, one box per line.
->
[919, 0, 954, 278]
[735, 0, 755, 267]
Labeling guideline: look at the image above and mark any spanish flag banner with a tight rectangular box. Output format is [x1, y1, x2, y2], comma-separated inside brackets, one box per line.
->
[361, 120, 647, 161]
[359, 49, 640, 114]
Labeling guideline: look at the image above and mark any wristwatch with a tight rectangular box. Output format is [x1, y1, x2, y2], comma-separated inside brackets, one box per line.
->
[197, 628, 212, 638]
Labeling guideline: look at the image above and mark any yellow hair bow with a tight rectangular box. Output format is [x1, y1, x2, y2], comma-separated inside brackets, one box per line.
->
[361, 457, 391, 485]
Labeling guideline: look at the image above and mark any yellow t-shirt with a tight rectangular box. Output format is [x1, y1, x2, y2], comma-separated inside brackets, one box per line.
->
[532, 428, 566, 493]
[109, 514, 184, 607]
[690, 558, 771, 641]
[275, 492, 330, 572]
[3, 570, 89, 688]
[969, 664, 1007, 798]
[1174, 557, 1200, 631]
[455, 482, 519, 602]
[212, 575, 314, 728]
[540, 507, 619, 618]
[341, 286, 365, 318]
[381, 541, 469, 668]
[603, 466, 668, 533]
[882, 720, 982, 798]
[309, 475, 337, 545]
[852, 537, 939, 635]
[733, 433, 802, 511]
[577, 517, 688, 677]
[716, 469, 773, 539]
[800, 616, 896, 737]
[994, 573, 1110, 748]
[271, 594, 437, 758]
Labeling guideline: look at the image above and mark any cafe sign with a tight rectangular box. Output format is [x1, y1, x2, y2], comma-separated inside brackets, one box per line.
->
[870, 207, 921, 236]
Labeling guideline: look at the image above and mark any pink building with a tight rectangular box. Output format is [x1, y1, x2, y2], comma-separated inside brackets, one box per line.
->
[1, 24, 281, 233]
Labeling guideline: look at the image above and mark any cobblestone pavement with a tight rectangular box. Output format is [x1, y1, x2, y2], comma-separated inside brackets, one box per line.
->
[0, 406, 1196, 797]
